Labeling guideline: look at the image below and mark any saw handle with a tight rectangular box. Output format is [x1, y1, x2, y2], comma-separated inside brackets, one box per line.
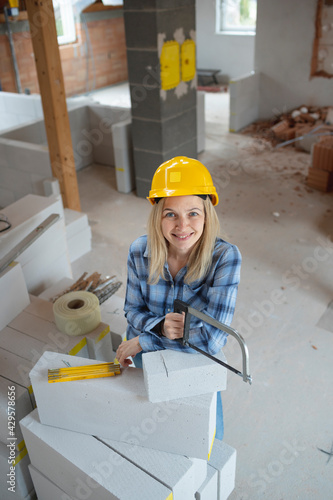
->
[173, 299, 191, 346]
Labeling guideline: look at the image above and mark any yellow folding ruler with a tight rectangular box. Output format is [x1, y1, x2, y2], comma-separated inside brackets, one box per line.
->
[48, 362, 121, 383]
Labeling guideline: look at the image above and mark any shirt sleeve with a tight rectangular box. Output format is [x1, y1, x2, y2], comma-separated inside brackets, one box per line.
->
[124, 243, 165, 347]
[191, 244, 242, 355]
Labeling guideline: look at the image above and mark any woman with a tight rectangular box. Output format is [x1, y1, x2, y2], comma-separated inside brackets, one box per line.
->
[116, 156, 241, 438]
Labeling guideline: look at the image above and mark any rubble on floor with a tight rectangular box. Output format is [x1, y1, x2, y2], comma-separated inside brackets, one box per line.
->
[242, 105, 332, 147]
[240, 105, 333, 192]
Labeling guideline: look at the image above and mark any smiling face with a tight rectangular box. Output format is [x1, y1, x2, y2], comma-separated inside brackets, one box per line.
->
[161, 196, 205, 257]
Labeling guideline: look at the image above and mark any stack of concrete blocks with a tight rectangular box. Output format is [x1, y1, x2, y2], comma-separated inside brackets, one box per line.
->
[0, 92, 43, 133]
[19, 346, 236, 499]
[0, 282, 113, 498]
[229, 72, 259, 133]
[64, 208, 92, 263]
[123, 0, 198, 198]
[307, 136, 333, 192]
[0, 193, 72, 296]
[0, 261, 36, 499]
[0, 97, 131, 207]
[0, 89, 205, 205]
[0, 92, 92, 134]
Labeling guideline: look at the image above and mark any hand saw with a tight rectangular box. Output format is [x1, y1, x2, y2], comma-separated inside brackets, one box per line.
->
[174, 299, 252, 384]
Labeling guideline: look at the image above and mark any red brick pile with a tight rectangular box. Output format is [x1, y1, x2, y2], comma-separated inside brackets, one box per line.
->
[307, 136, 333, 192]
[270, 106, 333, 145]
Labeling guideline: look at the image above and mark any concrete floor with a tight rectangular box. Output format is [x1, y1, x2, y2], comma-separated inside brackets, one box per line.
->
[73, 83, 333, 500]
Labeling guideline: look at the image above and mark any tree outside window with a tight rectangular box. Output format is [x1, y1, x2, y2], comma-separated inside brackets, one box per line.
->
[217, 0, 257, 33]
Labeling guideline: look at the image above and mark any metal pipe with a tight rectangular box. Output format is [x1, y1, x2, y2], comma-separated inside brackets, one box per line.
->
[4, 7, 22, 93]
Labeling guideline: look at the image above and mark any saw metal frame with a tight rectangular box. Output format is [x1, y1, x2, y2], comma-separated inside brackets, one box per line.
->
[174, 299, 252, 384]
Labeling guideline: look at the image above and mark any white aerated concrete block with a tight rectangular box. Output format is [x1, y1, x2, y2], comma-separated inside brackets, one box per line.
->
[112, 119, 135, 194]
[0, 193, 72, 295]
[0, 442, 33, 499]
[30, 351, 216, 459]
[100, 438, 207, 500]
[0, 194, 64, 258]
[29, 465, 74, 500]
[66, 226, 92, 263]
[64, 208, 90, 238]
[25, 295, 54, 322]
[209, 440, 237, 500]
[197, 91, 206, 153]
[0, 348, 35, 403]
[229, 72, 259, 132]
[195, 464, 218, 500]
[20, 409, 172, 500]
[0, 377, 33, 450]
[8, 308, 113, 361]
[100, 294, 127, 349]
[0, 262, 30, 331]
[43, 177, 60, 197]
[143, 349, 227, 402]
[0, 326, 47, 364]
[38, 277, 74, 301]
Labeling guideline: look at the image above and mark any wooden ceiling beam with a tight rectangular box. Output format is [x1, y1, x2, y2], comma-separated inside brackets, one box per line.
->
[26, 0, 81, 211]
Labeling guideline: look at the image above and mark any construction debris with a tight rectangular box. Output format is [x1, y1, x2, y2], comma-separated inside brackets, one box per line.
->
[241, 105, 333, 150]
[241, 105, 333, 192]
[51, 271, 122, 305]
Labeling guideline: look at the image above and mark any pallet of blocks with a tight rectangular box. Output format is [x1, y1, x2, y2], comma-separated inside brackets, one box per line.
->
[19, 349, 237, 499]
[0, 274, 115, 499]
[307, 136, 333, 192]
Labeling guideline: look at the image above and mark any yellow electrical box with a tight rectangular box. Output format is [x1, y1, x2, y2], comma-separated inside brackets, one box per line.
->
[181, 39, 196, 82]
[160, 41, 180, 91]
[9, 0, 19, 8]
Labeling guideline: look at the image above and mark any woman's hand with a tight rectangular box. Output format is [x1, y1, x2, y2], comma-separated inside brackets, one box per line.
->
[116, 336, 142, 367]
[162, 312, 185, 340]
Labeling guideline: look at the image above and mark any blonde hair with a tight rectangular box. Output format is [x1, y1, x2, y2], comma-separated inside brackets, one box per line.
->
[147, 197, 220, 284]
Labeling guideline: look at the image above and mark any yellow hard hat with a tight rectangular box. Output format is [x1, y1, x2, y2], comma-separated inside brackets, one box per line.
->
[147, 156, 219, 206]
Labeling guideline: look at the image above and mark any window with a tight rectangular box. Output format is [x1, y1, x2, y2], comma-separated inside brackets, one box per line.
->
[217, 0, 257, 34]
[53, 0, 76, 45]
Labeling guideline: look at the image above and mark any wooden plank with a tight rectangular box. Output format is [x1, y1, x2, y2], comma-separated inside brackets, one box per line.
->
[25, 0, 81, 211]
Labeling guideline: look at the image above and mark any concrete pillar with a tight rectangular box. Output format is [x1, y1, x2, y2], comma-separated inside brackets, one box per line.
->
[123, 0, 197, 198]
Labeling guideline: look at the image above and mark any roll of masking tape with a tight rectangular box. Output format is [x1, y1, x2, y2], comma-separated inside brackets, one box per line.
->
[53, 291, 101, 336]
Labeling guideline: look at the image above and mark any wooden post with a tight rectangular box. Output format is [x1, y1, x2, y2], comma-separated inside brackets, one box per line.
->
[26, 0, 81, 211]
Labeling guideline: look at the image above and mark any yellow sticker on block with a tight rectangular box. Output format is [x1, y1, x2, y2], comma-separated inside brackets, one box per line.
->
[14, 446, 28, 466]
[69, 337, 87, 356]
[181, 39, 196, 82]
[208, 427, 216, 461]
[96, 326, 110, 344]
[17, 439, 25, 452]
[170, 171, 181, 183]
[160, 40, 180, 90]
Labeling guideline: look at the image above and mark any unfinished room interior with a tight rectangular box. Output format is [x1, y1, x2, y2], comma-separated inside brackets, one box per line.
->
[0, 0, 332, 498]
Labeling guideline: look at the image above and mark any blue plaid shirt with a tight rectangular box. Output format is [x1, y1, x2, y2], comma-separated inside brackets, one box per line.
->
[124, 235, 241, 355]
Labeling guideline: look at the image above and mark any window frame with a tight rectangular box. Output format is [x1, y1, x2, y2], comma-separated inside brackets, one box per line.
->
[216, 0, 257, 35]
[53, 0, 77, 46]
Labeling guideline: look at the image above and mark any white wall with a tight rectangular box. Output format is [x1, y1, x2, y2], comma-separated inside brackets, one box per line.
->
[255, 0, 333, 120]
[196, 0, 255, 82]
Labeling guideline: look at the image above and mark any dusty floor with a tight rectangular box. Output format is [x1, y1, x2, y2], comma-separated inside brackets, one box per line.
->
[73, 84, 333, 500]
